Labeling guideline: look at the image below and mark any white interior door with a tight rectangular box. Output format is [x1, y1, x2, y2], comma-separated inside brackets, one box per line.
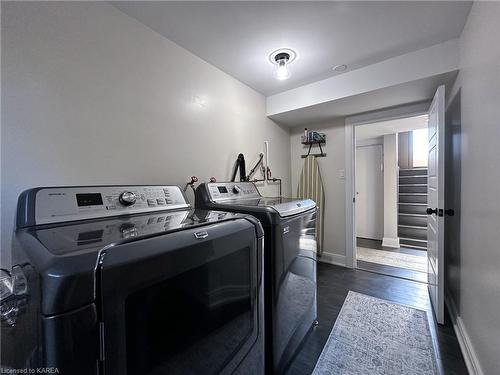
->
[427, 85, 445, 324]
[356, 145, 384, 240]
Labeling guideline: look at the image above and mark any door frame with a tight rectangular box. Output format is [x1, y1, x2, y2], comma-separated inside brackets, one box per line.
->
[344, 102, 431, 269]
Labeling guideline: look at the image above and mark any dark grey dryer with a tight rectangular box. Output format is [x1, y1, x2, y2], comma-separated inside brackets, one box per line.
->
[195, 182, 317, 374]
[0, 185, 264, 375]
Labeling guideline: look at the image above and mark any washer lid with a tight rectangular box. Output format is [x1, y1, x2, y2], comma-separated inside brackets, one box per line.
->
[33, 209, 244, 255]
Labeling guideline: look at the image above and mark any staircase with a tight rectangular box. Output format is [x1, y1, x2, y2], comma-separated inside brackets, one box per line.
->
[398, 168, 428, 250]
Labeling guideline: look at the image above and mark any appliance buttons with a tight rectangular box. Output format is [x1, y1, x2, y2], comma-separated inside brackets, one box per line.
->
[157, 199, 166, 205]
[147, 199, 156, 207]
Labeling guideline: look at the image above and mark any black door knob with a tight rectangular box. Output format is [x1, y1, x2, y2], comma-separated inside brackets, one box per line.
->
[426, 208, 438, 215]
[445, 209, 455, 216]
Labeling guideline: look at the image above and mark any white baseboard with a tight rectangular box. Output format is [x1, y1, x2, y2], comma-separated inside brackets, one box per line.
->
[382, 237, 400, 248]
[445, 292, 484, 375]
[318, 252, 346, 267]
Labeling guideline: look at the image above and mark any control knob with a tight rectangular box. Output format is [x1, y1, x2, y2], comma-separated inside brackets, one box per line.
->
[232, 185, 242, 194]
[119, 191, 137, 206]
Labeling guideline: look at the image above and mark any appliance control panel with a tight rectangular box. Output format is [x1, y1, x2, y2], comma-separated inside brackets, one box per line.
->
[206, 182, 261, 202]
[34, 185, 189, 225]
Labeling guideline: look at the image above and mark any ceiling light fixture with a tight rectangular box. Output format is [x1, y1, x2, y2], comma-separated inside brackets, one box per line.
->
[269, 48, 296, 81]
[332, 64, 347, 72]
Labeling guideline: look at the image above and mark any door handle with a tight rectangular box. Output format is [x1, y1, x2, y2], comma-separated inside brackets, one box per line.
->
[426, 208, 438, 215]
[445, 209, 455, 216]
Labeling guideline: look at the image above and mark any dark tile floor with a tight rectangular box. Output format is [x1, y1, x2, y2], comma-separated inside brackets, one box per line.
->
[285, 262, 468, 375]
[357, 259, 427, 283]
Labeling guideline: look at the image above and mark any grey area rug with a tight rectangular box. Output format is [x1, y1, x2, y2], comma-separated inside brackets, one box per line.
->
[312, 292, 439, 375]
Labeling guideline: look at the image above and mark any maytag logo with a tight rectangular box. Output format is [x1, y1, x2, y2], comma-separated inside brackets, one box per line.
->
[194, 231, 208, 239]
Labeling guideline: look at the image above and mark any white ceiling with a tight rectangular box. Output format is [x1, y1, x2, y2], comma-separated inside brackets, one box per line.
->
[267, 71, 457, 127]
[356, 114, 428, 141]
[113, 1, 471, 96]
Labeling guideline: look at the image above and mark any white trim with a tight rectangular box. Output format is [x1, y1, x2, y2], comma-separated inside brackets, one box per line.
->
[345, 102, 431, 270]
[345, 122, 356, 269]
[318, 252, 346, 267]
[445, 292, 484, 375]
[382, 237, 400, 248]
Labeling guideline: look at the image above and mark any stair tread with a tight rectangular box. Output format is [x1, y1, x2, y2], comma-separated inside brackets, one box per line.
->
[398, 224, 427, 229]
[399, 237, 428, 243]
[401, 245, 428, 250]
[398, 184, 428, 186]
[398, 213, 427, 217]
[399, 203, 427, 206]
[399, 193, 428, 195]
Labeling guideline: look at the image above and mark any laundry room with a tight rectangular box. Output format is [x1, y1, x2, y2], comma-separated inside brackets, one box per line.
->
[2, 2, 500, 375]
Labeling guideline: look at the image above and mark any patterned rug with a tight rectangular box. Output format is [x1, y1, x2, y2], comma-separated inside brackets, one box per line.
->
[357, 247, 427, 273]
[312, 292, 439, 375]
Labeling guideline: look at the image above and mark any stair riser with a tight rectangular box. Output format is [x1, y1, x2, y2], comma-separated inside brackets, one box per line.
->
[400, 176, 428, 185]
[399, 194, 427, 204]
[398, 215, 427, 227]
[399, 204, 427, 215]
[399, 185, 427, 193]
[399, 169, 428, 177]
[398, 226, 427, 241]
[400, 238, 428, 249]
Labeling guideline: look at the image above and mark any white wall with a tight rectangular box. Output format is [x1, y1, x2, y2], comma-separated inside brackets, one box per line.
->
[382, 134, 399, 248]
[355, 143, 384, 240]
[290, 120, 346, 264]
[446, 3, 500, 374]
[1, 2, 291, 266]
[356, 136, 383, 147]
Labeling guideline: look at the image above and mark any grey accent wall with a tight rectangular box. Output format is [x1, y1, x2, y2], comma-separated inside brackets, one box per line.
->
[1, 2, 291, 267]
[447, 3, 500, 374]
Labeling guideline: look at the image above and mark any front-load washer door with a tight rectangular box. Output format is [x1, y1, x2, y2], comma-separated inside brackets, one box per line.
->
[97, 219, 263, 375]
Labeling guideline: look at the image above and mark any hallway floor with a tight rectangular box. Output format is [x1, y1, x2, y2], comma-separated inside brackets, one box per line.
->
[286, 262, 468, 375]
[356, 238, 427, 283]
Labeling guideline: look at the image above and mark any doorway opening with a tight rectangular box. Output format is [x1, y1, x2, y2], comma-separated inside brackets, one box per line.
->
[354, 114, 428, 283]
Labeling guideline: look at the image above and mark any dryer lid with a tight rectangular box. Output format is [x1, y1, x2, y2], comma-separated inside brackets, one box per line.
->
[216, 197, 316, 217]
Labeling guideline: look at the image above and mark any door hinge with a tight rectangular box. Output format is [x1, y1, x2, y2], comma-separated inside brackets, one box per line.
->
[99, 322, 105, 361]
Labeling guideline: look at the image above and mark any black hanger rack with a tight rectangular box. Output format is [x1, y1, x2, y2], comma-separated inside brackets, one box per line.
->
[301, 137, 326, 158]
